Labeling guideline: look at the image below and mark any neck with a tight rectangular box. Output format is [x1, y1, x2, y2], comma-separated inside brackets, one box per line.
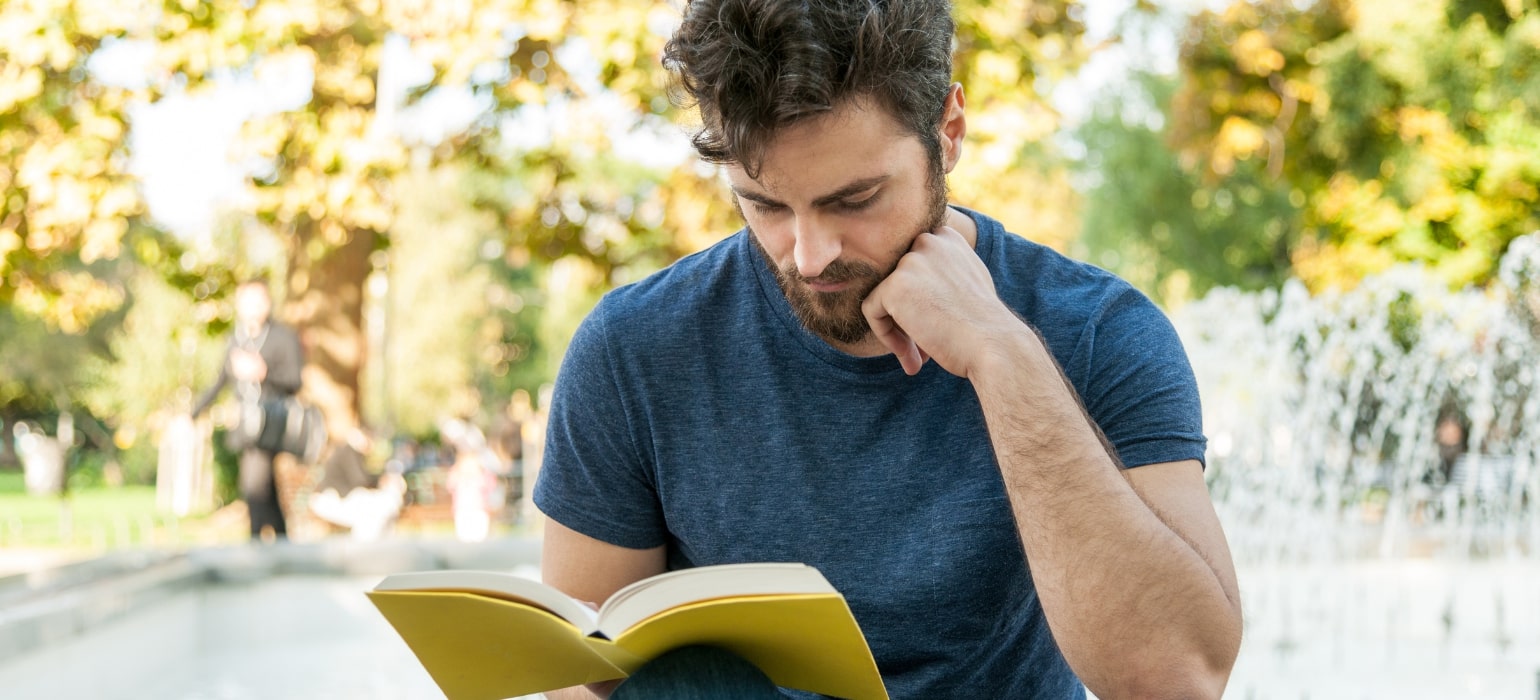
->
[944, 205, 979, 247]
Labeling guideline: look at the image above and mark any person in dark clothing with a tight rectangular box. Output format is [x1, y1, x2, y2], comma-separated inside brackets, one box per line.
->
[315, 428, 378, 496]
[309, 427, 404, 540]
[191, 278, 305, 541]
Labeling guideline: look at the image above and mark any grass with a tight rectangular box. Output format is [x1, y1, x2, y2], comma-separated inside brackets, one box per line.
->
[0, 470, 530, 553]
[0, 470, 241, 551]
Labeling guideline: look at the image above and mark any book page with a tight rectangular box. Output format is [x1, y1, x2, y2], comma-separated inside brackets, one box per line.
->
[597, 563, 835, 638]
[374, 569, 600, 634]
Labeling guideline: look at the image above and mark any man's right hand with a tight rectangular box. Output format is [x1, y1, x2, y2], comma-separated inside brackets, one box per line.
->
[230, 349, 267, 383]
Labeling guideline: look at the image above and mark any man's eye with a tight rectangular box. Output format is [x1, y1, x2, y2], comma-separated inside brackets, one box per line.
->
[836, 195, 877, 212]
[750, 201, 786, 215]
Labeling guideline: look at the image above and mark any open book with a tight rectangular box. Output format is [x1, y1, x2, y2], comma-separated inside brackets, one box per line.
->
[367, 563, 887, 700]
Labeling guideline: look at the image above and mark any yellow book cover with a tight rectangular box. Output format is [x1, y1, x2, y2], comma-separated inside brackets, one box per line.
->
[366, 563, 888, 700]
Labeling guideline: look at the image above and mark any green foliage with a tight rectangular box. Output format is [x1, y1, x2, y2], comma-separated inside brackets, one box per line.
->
[1386, 290, 1420, 352]
[475, 255, 556, 416]
[80, 268, 227, 423]
[3, 0, 1096, 447]
[0, 0, 143, 331]
[1170, 0, 1540, 291]
[117, 440, 158, 485]
[0, 267, 126, 414]
[210, 427, 240, 506]
[66, 449, 110, 491]
[1075, 71, 1299, 304]
[368, 166, 509, 434]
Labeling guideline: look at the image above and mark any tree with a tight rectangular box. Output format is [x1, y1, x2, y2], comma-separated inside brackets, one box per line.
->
[140, 0, 1095, 436]
[0, 1, 143, 332]
[1075, 69, 1302, 305]
[135, 0, 587, 436]
[1170, 0, 1540, 291]
[949, 0, 1089, 251]
[78, 267, 228, 482]
[4, 0, 1096, 444]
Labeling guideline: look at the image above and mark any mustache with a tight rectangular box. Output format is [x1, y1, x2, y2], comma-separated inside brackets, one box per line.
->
[786, 259, 880, 286]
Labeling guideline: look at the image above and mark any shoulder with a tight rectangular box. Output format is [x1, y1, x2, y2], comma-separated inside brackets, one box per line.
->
[268, 321, 300, 338]
[973, 211, 1155, 340]
[971, 212, 1205, 464]
[266, 322, 303, 348]
[587, 231, 752, 342]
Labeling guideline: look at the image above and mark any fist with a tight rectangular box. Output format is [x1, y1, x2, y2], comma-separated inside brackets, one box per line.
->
[231, 349, 268, 383]
[862, 226, 1022, 377]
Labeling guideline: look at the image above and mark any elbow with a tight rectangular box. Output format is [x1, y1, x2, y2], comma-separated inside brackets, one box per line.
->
[1102, 664, 1231, 700]
[1091, 626, 1241, 700]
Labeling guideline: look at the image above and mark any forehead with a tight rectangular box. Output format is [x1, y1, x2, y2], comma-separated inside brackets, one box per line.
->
[728, 98, 924, 196]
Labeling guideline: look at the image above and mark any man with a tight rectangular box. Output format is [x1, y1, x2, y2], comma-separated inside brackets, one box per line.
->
[192, 278, 305, 541]
[534, 1, 1242, 698]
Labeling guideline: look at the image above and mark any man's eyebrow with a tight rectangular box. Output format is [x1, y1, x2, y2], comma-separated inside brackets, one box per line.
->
[731, 175, 890, 209]
[811, 175, 889, 207]
[730, 187, 781, 207]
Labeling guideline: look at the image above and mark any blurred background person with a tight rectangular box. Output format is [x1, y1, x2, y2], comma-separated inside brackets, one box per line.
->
[190, 278, 305, 542]
[442, 418, 500, 542]
[308, 426, 405, 541]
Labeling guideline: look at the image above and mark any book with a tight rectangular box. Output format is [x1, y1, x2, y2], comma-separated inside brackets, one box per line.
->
[367, 563, 888, 700]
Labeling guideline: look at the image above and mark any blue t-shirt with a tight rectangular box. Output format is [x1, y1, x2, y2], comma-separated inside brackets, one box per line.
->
[534, 208, 1206, 699]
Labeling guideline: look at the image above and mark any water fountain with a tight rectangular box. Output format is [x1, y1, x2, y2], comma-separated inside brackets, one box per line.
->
[1174, 233, 1540, 698]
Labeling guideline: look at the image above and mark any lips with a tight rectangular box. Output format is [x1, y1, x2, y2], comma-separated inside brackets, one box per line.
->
[806, 279, 851, 293]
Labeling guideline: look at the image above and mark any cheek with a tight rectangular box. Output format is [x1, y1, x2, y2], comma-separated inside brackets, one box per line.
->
[845, 211, 916, 263]
[747, 218, 796, 264]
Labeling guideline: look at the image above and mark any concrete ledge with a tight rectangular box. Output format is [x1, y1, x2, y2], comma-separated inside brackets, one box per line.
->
[0, 556, 206, 661]
[0, 536, 541, 660]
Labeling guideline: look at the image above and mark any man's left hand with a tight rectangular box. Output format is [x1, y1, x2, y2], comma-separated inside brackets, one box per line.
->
[862, 226, 1023, 377]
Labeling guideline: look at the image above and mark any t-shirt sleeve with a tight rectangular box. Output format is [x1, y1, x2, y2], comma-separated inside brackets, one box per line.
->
[532, 301, 668, 549]
[1074, 287, 1208, 469]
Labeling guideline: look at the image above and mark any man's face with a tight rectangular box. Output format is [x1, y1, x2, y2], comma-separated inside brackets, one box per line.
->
[234, 283, 272, 328]
[728, 97, 948, 346]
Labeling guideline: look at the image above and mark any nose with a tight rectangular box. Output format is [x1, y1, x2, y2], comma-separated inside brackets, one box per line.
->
[792, 215, 841, 279]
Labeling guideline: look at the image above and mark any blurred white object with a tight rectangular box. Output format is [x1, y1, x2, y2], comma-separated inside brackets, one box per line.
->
[157, 413, 214, 516]
[309, 474, 406, 541]
[16, 423, 64, 496]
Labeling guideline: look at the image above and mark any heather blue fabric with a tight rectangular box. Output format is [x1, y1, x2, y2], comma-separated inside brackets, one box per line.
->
[612, 646, 784, 699]
[533, 208, 1207, 699]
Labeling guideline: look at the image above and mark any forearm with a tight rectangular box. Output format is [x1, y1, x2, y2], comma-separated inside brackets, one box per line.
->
[971, 328, 1241, 699]
[191, 367, 229, 418]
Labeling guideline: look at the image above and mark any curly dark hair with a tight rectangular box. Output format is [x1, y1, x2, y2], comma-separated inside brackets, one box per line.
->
[663, 0, 955, 178]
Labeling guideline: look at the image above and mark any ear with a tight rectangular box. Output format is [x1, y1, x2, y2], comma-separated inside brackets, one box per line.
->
[938, 83, 966, 174]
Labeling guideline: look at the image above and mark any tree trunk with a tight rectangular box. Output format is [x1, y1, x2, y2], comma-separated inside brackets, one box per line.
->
[283, 222, 375, 442]
[0, 408, 18, 468]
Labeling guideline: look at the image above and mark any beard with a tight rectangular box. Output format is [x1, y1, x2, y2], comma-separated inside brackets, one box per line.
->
[754, 158, 950, 346]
